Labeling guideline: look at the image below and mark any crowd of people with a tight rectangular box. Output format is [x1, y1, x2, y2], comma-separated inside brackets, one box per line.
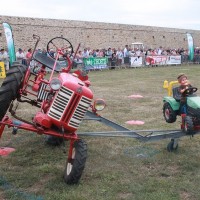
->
[69, 45, 200, 67]
[1, 45, 200, 70]
[0, 47, 33, 71]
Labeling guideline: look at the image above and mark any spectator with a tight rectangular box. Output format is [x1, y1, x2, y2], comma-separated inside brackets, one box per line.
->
[98, 49, 104, 57]
[48, 49, 55, 58]
[82, 48, 89, 58]
[16, 48, 25, 64]
[123, 45, 129, 64]
[116, 48, 123, 66]
[110, 52, 117, 69]
[26, 48, 32, 65]
[157, 46, 163, 55]
[0, 48, 9, 71]
[76, 50, 83, 61]
[123, 45, 128, 57]
[106, 47, 112, 66]
[42, 48, 47, 55]
[135, 48, 141, 57]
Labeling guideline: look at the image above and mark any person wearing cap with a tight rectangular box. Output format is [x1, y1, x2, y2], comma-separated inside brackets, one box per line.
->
[16, 48, 25, 64]
[177, 73, 192, 114]
[177, 73, 191, 94]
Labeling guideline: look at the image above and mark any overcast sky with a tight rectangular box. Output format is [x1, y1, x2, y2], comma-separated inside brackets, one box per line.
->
[1, 0, 200, 30]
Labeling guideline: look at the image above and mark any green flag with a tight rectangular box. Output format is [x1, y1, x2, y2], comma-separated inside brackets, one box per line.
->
[186, 33, 194, 61]
[2, 22, 16, 65]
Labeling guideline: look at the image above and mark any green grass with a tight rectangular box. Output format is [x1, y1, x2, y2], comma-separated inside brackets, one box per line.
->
[1, 65, 200, 199]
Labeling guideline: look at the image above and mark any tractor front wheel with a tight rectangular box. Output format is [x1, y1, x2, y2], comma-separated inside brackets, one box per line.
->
[0, 64, 27, 120]
[64, 139, 87, 184]
[167, 139, 178, 152]
[163, 102, 177, 123]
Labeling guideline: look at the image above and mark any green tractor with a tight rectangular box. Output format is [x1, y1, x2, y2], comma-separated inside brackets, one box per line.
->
[163, 80, 200, 135]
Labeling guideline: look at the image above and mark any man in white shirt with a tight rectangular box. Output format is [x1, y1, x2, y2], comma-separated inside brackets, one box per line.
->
[157, 46, 163, 55]
[16, 48, 25, 64]
[123, 45, 129, 64]
[123, 45, 128, 57]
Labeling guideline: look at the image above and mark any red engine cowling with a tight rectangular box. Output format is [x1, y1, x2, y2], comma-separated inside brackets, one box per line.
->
[47, 73, 93, 132]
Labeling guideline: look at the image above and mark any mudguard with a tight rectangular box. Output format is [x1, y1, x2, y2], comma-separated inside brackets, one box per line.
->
[187, 96, 200, 109]
[163, 96, 180, 111]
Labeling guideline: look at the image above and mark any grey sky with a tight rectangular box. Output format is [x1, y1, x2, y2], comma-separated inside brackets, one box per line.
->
[1, 0, 200, 30]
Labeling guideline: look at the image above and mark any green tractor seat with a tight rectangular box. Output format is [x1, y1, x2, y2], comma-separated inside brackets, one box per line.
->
[172, 87, 181, 101]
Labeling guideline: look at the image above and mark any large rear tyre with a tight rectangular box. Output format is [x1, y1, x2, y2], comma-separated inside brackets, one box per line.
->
[183, 115, 194, 135]
[163, 102, 177, 123]
[0, 64, 27, 120]
[64, 140, 87, 184]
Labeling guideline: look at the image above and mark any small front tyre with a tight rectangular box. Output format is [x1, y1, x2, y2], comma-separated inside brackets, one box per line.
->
[167, 139, 178, 152]
[64, 139, 87, 184]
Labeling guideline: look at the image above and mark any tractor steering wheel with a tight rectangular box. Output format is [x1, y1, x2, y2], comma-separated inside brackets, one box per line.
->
[47, 36, 74, 60]
[183, 87, 198, 96]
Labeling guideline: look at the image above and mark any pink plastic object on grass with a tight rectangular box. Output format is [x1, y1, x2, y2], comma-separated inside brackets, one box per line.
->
[128, 95, 143, 98]
[0, 147, 15, 156]
[125, 120, 145, 125]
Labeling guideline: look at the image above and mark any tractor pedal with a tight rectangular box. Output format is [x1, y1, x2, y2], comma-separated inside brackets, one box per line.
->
[12, 126, 18, 135]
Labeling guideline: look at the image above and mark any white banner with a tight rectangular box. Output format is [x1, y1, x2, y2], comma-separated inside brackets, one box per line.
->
[145, 55, 181, 65]
[167, 55, 181, 64]
[130, 56, 143, 67]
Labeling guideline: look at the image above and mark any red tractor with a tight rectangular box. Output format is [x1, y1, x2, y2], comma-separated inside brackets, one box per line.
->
[0, 35, 105, 184]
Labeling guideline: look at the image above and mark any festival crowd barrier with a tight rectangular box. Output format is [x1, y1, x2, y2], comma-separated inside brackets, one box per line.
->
[82, 55, 199, 69]
[1, 55, 200, 77]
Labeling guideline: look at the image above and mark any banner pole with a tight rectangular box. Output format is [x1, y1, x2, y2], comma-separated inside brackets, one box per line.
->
[2, 22, 16, 66]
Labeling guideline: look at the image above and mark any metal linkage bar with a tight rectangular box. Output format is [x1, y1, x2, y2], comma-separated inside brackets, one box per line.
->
[81, 111, 200, 142]
[77, 130, 186, 142]
[84, 111, 143, 137]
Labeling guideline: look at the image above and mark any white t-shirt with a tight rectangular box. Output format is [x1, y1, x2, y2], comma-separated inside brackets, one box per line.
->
[16, 51, 25, 60]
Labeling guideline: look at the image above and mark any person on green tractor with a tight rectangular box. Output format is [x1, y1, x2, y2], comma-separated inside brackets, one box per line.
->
[177, 73, 192, 114]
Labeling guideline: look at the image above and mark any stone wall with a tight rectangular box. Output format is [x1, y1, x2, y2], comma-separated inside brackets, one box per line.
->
[0, 15, 200, 51]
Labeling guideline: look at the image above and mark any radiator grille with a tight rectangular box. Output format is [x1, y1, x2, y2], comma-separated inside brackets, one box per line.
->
[68, 96, 92, 128]
[37, 82, 50, 101]
[48, 86, 73, 121]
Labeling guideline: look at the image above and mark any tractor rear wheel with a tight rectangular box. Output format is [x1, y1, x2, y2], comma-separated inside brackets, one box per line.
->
[163, 102, 177, 123]
[64, 139, 87, 184]
[0, 64, 27, 120]
[183, 115, 194, 135]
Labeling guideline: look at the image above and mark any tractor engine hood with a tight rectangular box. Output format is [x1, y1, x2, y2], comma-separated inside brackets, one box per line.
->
[187, 96, 200, 109]
[47, 72, 93, 132]
[59, 72, 92, 95]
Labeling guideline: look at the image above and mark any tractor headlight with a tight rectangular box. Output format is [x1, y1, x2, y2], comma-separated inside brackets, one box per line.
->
[50, 78, 62, 91]
[94, 99, 106, 111]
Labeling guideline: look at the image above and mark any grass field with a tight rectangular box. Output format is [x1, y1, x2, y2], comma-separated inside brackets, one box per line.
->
[1, 65, 200, 200]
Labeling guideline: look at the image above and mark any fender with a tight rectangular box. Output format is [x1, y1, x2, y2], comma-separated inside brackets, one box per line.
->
[163, 96, 180, 111]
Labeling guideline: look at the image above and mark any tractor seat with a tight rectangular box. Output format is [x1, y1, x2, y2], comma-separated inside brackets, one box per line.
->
[33, 50, 61, 72]
[172, 87, 181, 101]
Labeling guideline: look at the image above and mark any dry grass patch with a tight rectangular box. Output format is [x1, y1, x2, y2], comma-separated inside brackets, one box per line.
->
[1, 65, 200, 199]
